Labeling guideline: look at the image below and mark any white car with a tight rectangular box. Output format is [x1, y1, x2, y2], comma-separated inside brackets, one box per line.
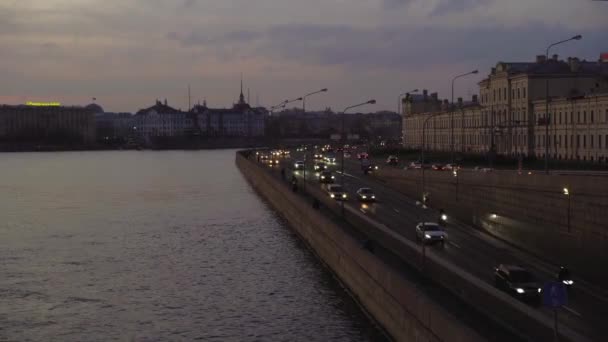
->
[415, 222, 448, 245]
[293, 161, 305, 170]
[407, 162, 422, 169]
[326, 184, 348, 201]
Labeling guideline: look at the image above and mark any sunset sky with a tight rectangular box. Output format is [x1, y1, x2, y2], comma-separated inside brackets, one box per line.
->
[1, 0, 607, 112]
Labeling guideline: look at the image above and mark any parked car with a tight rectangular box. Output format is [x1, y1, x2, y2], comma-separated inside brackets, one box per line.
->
[319, 171, 335, 184]
[344, 152, 352, 158]
[445, 163, 460, 171]
[494, 264, 542, 303]
[326, 184, 348, 200]
[357, 152, 369, 160]
[356, 188, 376, 202]
[415, 222, 447, 246]
[431, 164, 446, 171]
[386, 155, 399, 166]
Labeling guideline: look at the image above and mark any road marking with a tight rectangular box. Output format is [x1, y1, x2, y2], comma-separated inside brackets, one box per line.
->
[562, 306, 582, 317]
[449, 241, 461, 249]
[393, 208, 400, 213]
[360, 209, 366, 214]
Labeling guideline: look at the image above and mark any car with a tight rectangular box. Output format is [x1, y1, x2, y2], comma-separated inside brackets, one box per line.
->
[415, 222, 448, 245]
[268, 158, 280, 166]
[431, 164, 445, 171]
[474, 166, 494, 172]
[313, 162, 327, 171]
[324, 154, 337, 164]
[313, 153, 324, 160]
[386, 155, 399, 166]
[344, 152, 352, 158]
[319, 171, 335, 184]
[357, 152, 369, 160]
[407, 161, 422, 169]
[494, 264, 542, 303]
[294, 161, 305, 170]
[445, 163, 460, 171]
[326, 184, 348, 201]
[356, 188, 376, 202]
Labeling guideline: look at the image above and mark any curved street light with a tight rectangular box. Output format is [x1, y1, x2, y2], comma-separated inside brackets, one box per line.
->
[302, 88, 328, 112]
[341, 99, 376, 215]
[544, 35, 582, 174]
[450, 70, 478, 163]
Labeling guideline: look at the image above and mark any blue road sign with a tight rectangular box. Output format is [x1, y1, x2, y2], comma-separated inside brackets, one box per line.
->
[543, 281, 568, 308]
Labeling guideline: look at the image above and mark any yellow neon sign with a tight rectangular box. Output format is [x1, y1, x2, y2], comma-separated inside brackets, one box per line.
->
[26, 101, 61, 107]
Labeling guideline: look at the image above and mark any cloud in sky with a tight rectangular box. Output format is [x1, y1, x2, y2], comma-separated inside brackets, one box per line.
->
[1, 0, 607, 112]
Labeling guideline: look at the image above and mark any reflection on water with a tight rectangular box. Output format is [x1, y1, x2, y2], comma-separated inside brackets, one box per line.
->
[0, 150, 385, 342]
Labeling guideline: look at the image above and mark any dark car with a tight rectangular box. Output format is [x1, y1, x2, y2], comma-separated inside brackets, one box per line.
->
[386, 155, 399, 166]
[431, 164, 445, 171]
[314, 162, 327, 171]
[356, 188, 376, 202]
[494, 264, 542, 303]
[319, 171, 335, 184]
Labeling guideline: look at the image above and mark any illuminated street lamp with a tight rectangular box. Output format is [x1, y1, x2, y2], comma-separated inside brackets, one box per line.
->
[341, 99, 376, 216]
[563, 187, 571, 232]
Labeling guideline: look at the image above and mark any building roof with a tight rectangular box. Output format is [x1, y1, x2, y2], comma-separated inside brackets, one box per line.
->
[85, 103, 104, 114]
[136, 100, 182, 115]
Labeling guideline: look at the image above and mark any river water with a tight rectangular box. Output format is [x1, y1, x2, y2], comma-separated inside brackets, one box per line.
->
[0, 150, 385, 342]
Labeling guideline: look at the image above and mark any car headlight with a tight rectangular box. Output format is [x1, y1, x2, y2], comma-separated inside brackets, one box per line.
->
[321, 176, 325, 179]
[330, 194, 335, 198]
[375, 166, 379, 170]
[362, 195, 367, 199]
[424, 234, 431, 239]
[371, 195, 375, 199]
[563, 280, 574, 285]
[516, 288, 525, 294]
[538, 288, 543, 293]
[342, 194, 347, 198]
[331, 176, 335, 179]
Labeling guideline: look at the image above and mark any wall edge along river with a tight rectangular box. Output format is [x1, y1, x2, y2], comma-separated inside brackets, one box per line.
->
[236, 151, 486, 342]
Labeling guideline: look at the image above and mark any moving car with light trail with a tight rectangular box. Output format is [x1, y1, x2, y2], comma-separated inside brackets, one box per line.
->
[356, 188, 376, 202]
[319, 171, 335, 184]
[415, 222, 447, 246]
[326, 184, 348, 201]
[494, 264, 542, 304]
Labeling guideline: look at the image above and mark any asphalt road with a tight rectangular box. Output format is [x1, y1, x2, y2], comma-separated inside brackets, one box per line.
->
[283, 150, 606, 342]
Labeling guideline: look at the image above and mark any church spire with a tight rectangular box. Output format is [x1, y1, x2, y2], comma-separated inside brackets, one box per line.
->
[238, 73, 246, 104]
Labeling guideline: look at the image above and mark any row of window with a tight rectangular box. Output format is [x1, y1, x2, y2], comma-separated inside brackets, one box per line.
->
[539, 109, 608, 125]
[537, 134, 608, 150]
[481, 86, 527, 104]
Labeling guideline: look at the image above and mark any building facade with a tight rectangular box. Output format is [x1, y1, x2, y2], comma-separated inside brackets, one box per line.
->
[0, 104, 96, 144]
[190, 88, 266, 137]
[403, 54, 608, 162]
[133, 99, 192, 140]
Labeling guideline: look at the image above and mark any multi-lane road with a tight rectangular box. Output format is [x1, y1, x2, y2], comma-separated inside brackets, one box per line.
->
[280, 148, 606, 342]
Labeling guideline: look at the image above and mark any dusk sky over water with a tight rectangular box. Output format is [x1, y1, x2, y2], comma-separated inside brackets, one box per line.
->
[1, 0, 607, 112]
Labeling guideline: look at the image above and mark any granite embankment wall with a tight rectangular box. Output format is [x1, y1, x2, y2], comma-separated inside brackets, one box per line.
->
[236, 152, 484, 342]
[375, 167, 608, 285]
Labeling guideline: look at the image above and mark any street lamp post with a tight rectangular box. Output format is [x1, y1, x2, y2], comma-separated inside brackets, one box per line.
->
[489, 119, 521, 168]
[421, 112, 445, 208]
[302, 88, 328, 112]
[563, 187, 571, 232]
[301, 89, 327, 189]
[341, 99, 376, 216]
[451, 70, 478, 163]
[544, 35, 582, 174]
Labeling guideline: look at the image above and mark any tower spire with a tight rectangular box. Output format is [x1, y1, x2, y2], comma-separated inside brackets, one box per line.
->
[238, 73, 246, 105]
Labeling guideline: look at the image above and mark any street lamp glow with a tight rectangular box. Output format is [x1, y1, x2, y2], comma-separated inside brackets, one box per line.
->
[491, 214, 498, 219]
[563, 188, 570, 196]
[441, 214, 448, 221]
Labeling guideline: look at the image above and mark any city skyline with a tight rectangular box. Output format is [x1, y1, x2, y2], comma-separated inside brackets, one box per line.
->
[1, 0, 607, 113]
